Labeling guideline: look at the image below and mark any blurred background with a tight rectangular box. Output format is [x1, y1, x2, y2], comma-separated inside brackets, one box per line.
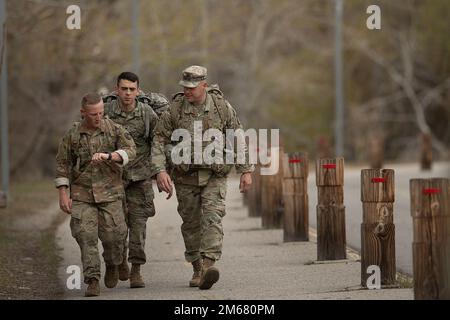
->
[1, 0, 449, 183]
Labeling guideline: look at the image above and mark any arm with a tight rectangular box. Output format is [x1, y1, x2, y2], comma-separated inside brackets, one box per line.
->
[148, 108, 160, 177]
[92, 125, 137, 165]
[224, 101, 254, 192]
[55, 130, 73, 214]
[151, 110, 174, 174]
[151, 110, 175, 198]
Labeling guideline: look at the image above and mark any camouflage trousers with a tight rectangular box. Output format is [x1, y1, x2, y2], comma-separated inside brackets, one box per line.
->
[122, 179, 155, 265]
[174, 173, 227, 262]
[70, 200, 127, 283]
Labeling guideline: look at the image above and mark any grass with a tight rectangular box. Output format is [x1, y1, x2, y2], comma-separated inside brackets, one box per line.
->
[0, 179, 65, 299]
[396, 272, 414, 289]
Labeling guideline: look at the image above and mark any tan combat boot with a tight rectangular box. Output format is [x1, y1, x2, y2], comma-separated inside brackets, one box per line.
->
[130, 264, 145, 288]
[119, 252, 130, 281]
[189, 259, 203, 287]
[199, 257, 219, 290]
[104, 264, 119, 288]
[85, 278, 100, 297]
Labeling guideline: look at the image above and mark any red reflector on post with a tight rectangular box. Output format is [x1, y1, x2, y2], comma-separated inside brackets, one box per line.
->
[371, 178, 386, 183]
[423, 188, 441, 195]
[322, 164, 336, 169]
[289, 159, 302, 163]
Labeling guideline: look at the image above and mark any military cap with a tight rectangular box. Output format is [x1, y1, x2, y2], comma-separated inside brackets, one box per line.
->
[179, 65, 207, 88]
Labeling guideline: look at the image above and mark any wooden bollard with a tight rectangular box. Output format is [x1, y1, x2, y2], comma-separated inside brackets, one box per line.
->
[360, 169, 396, 287]
[316, 157, 346, 261]
[261, 147, 283, 228]
[410, 178, 450, 300]
[275, 146, 285, 227]
[282, 152, 309, 242]
[247, 165, 262, 217]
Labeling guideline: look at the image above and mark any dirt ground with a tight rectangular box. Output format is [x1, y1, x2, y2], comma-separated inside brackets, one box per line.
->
[0, 179, 65, 300]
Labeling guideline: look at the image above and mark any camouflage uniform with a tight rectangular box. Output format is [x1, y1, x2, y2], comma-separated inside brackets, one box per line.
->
[55, 118, 136, 283]
[152, 85, 253, 263]
[104, 98, 165, 265]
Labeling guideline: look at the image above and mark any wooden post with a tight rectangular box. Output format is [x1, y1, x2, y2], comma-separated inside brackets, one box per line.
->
[247, 165, 262, 217]
[360, 169, 396, 287]
[282, 152, 309, 242]
[316, 157, 346, 261]
[260, 146, 283, 229]
[275, 146, 285, 228]
[410, 178, 450, 300]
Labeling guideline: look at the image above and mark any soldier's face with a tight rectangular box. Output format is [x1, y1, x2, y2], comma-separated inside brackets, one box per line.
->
[183, 82, 207, 105]
[81, 101, 104, 129]
[117, 79, 139, 106]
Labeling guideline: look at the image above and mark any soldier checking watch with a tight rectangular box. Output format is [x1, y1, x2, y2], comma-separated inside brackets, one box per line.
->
[91, 152, 123, 163]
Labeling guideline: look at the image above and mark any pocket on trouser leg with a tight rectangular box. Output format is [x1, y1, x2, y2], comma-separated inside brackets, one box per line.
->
[101, 201, 128, 241]
[217, 184, 227, 218]
[99, 201, 127, 265]
[70, 201, 85, 239]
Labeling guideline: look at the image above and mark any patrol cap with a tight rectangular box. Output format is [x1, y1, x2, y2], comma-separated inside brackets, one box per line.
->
[179, 65, 207, 88]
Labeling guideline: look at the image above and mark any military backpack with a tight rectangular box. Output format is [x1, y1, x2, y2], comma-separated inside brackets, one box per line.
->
[102, 92, 169, 140]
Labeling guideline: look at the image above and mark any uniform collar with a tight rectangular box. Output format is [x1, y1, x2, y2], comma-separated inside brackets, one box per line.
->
[112, 98, 141, 117]
[79, 119, 106, 134]
[184, 93, 211, 114]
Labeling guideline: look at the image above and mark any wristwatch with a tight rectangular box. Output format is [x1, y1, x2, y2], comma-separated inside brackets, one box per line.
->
[107, 152, 112, 160]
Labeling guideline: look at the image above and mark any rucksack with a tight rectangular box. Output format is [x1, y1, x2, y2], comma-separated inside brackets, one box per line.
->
[102, 92, 169, 140]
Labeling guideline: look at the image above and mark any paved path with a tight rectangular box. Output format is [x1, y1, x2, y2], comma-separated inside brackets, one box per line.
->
[56, 175, 414, 300]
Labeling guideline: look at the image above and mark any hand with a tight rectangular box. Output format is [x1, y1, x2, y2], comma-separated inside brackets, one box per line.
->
[239, 173, 252, 193]
[58, 188, 72, 214]
[156, 171, 173, 199]
[92, 153, 108, 162]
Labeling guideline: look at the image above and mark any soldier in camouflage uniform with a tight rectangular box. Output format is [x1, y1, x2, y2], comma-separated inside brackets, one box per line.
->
[103, 72, 168, 288]
[152, 66, 253, 290]
[55, 93, 136, 297]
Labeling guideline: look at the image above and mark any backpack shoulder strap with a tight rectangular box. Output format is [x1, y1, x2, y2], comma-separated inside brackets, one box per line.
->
[69, 122, 82, 152]
[102, 94, 118, 118]
[207, 88, 228, 129]
[170, 92, 185, 127]
[140, 103, 153, 140]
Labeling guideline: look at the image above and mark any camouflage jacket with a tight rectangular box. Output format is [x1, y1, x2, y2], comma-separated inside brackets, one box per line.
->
[55, 118, 136, 203]
[151, 90, 254, 177]
[104, 99, 159, 181]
